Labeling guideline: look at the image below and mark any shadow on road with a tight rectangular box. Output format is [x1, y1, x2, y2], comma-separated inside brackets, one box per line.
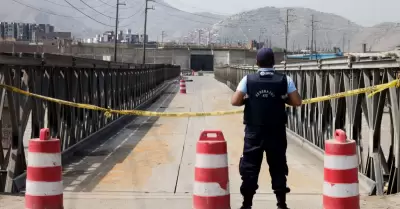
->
[61, 84, 178, 192]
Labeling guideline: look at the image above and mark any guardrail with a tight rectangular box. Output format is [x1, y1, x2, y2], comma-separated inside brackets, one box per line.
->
[215, 56, 400, 195]
[0, 53, 180, 193]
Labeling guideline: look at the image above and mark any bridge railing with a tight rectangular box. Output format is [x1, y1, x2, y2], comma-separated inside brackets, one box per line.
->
[215, 56, 400, 195]
[0, 53, 180, 193]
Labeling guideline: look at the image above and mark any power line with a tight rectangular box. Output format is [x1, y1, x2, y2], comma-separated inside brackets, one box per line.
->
[63, 0, 115, 27]
[79, 0, 116, 19]
[119, 8, 145, 27]
[165, 0, 230, 16]
[153, 0, 220, 20]
[11, 0, 82, 18]
[120, 3, 146, 19]
[97, 0, 138, 9]
[12, 0, 119, 20]
[41, 0, 110, 9]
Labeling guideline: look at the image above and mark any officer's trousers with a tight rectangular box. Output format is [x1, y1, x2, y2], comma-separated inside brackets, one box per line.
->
[239, 124, 290, 199]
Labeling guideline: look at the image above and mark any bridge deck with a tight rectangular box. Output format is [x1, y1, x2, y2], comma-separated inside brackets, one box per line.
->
[2, 75, 397, 208]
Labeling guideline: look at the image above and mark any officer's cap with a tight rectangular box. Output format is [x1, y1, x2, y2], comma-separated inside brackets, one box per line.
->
[256, 48, 275, 67]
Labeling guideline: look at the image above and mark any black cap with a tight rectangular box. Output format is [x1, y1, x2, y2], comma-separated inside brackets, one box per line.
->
[256, 48, 275, 67]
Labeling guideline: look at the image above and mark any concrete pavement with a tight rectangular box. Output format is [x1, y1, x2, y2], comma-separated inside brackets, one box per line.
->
[1, 75, 397, 208]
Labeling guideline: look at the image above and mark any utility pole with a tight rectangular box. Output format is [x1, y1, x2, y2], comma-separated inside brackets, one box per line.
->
[310, 14, 315, 55]
[342, 33, 345, 53]
[161, 31, 166, 43]
[284, 9, 294, 60]
[198, 30, 201, 45]
[292, 40, 295, 53]
[208, 30, 211, 45]
[114, 0, 126, 62]
[143, 0, 154, 64]
[285, 9, 289, 54]
[347, 20, 351, 53]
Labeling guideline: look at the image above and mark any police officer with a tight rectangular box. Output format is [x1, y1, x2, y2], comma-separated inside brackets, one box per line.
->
[231, 48, 302, 209]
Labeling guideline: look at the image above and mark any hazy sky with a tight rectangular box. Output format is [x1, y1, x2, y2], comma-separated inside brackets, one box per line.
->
[164, 0, 400, 26]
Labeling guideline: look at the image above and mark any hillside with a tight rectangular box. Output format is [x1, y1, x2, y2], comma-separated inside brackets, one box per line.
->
[1, 2, 400, 51]
[183, 7, 400, 52]
[184, 7, 364, 51]
[349, 22, 400, 51]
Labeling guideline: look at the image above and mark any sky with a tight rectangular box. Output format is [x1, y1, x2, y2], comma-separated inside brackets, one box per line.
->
[164, 0, 400, 27]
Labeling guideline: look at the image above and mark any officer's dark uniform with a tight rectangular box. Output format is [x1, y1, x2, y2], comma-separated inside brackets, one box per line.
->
[239, 70, 291, 209]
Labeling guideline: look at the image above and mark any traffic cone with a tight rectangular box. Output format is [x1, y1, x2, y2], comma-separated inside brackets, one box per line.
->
[25, 128, 63, 209]
[180, 79, 186, 94]
[323, 129, 359, 209]
[193, 130, 230, 209]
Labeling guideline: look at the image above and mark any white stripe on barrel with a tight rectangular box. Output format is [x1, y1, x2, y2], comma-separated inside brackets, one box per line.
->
[26, 181, 64, 196]
[28, 153, 62, 167]
[195, 154, 228, 168]
[324, 155, 358, 170]
[193, 182, 230, 197]
[323, 182, 359, 198]
[323, 129, 359, 209]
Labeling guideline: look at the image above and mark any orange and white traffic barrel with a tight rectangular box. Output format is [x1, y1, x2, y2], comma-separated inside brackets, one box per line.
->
[193, 130, 230, 209]
[26, 128, 63, 209]
[180, 79, 186, 94]
[323, 129, 359, 209]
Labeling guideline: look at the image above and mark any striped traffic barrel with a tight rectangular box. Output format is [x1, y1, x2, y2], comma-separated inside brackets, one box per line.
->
[26, 128, 63, 209]
[193, 130, 230, 209]
[180, 79, 186, 94]
[323, 129, 359, 209]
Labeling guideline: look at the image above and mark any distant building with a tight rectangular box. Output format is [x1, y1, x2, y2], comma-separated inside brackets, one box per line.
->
[123, 34, 140, 43]
[0, 22, 5, 40]
[140, 34, 148, 43]
[36, 24, 54, 33]
[32, 31, 72, 41]
[3, 22, 17, 41]
[83, 29, 148, 44]
[0, 22, 57, 42]
[16, 23, 29, 41]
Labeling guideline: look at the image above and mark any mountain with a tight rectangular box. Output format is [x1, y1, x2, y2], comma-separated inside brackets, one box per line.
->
[349, 22, 400, 51]
[184, 7, 364, 51]
[1, 2, 400, 51]
[183, 7, 400, 52]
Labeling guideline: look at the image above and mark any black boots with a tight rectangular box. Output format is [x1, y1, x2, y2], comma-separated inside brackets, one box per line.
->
[240, 194, 290, 209]
[240, 195, 253, 209]
[276, 193, 289, 209]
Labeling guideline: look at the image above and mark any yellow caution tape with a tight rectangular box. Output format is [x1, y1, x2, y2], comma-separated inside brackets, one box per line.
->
[0, 79, 399, 118]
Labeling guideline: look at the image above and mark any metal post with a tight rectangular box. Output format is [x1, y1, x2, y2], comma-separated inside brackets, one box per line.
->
[114, 0, 125, 62]
[198, 30, 201, 45]
[285, 9, 289, 55]
[143, 0, 154, 64]
[114, 0, 120, 62]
